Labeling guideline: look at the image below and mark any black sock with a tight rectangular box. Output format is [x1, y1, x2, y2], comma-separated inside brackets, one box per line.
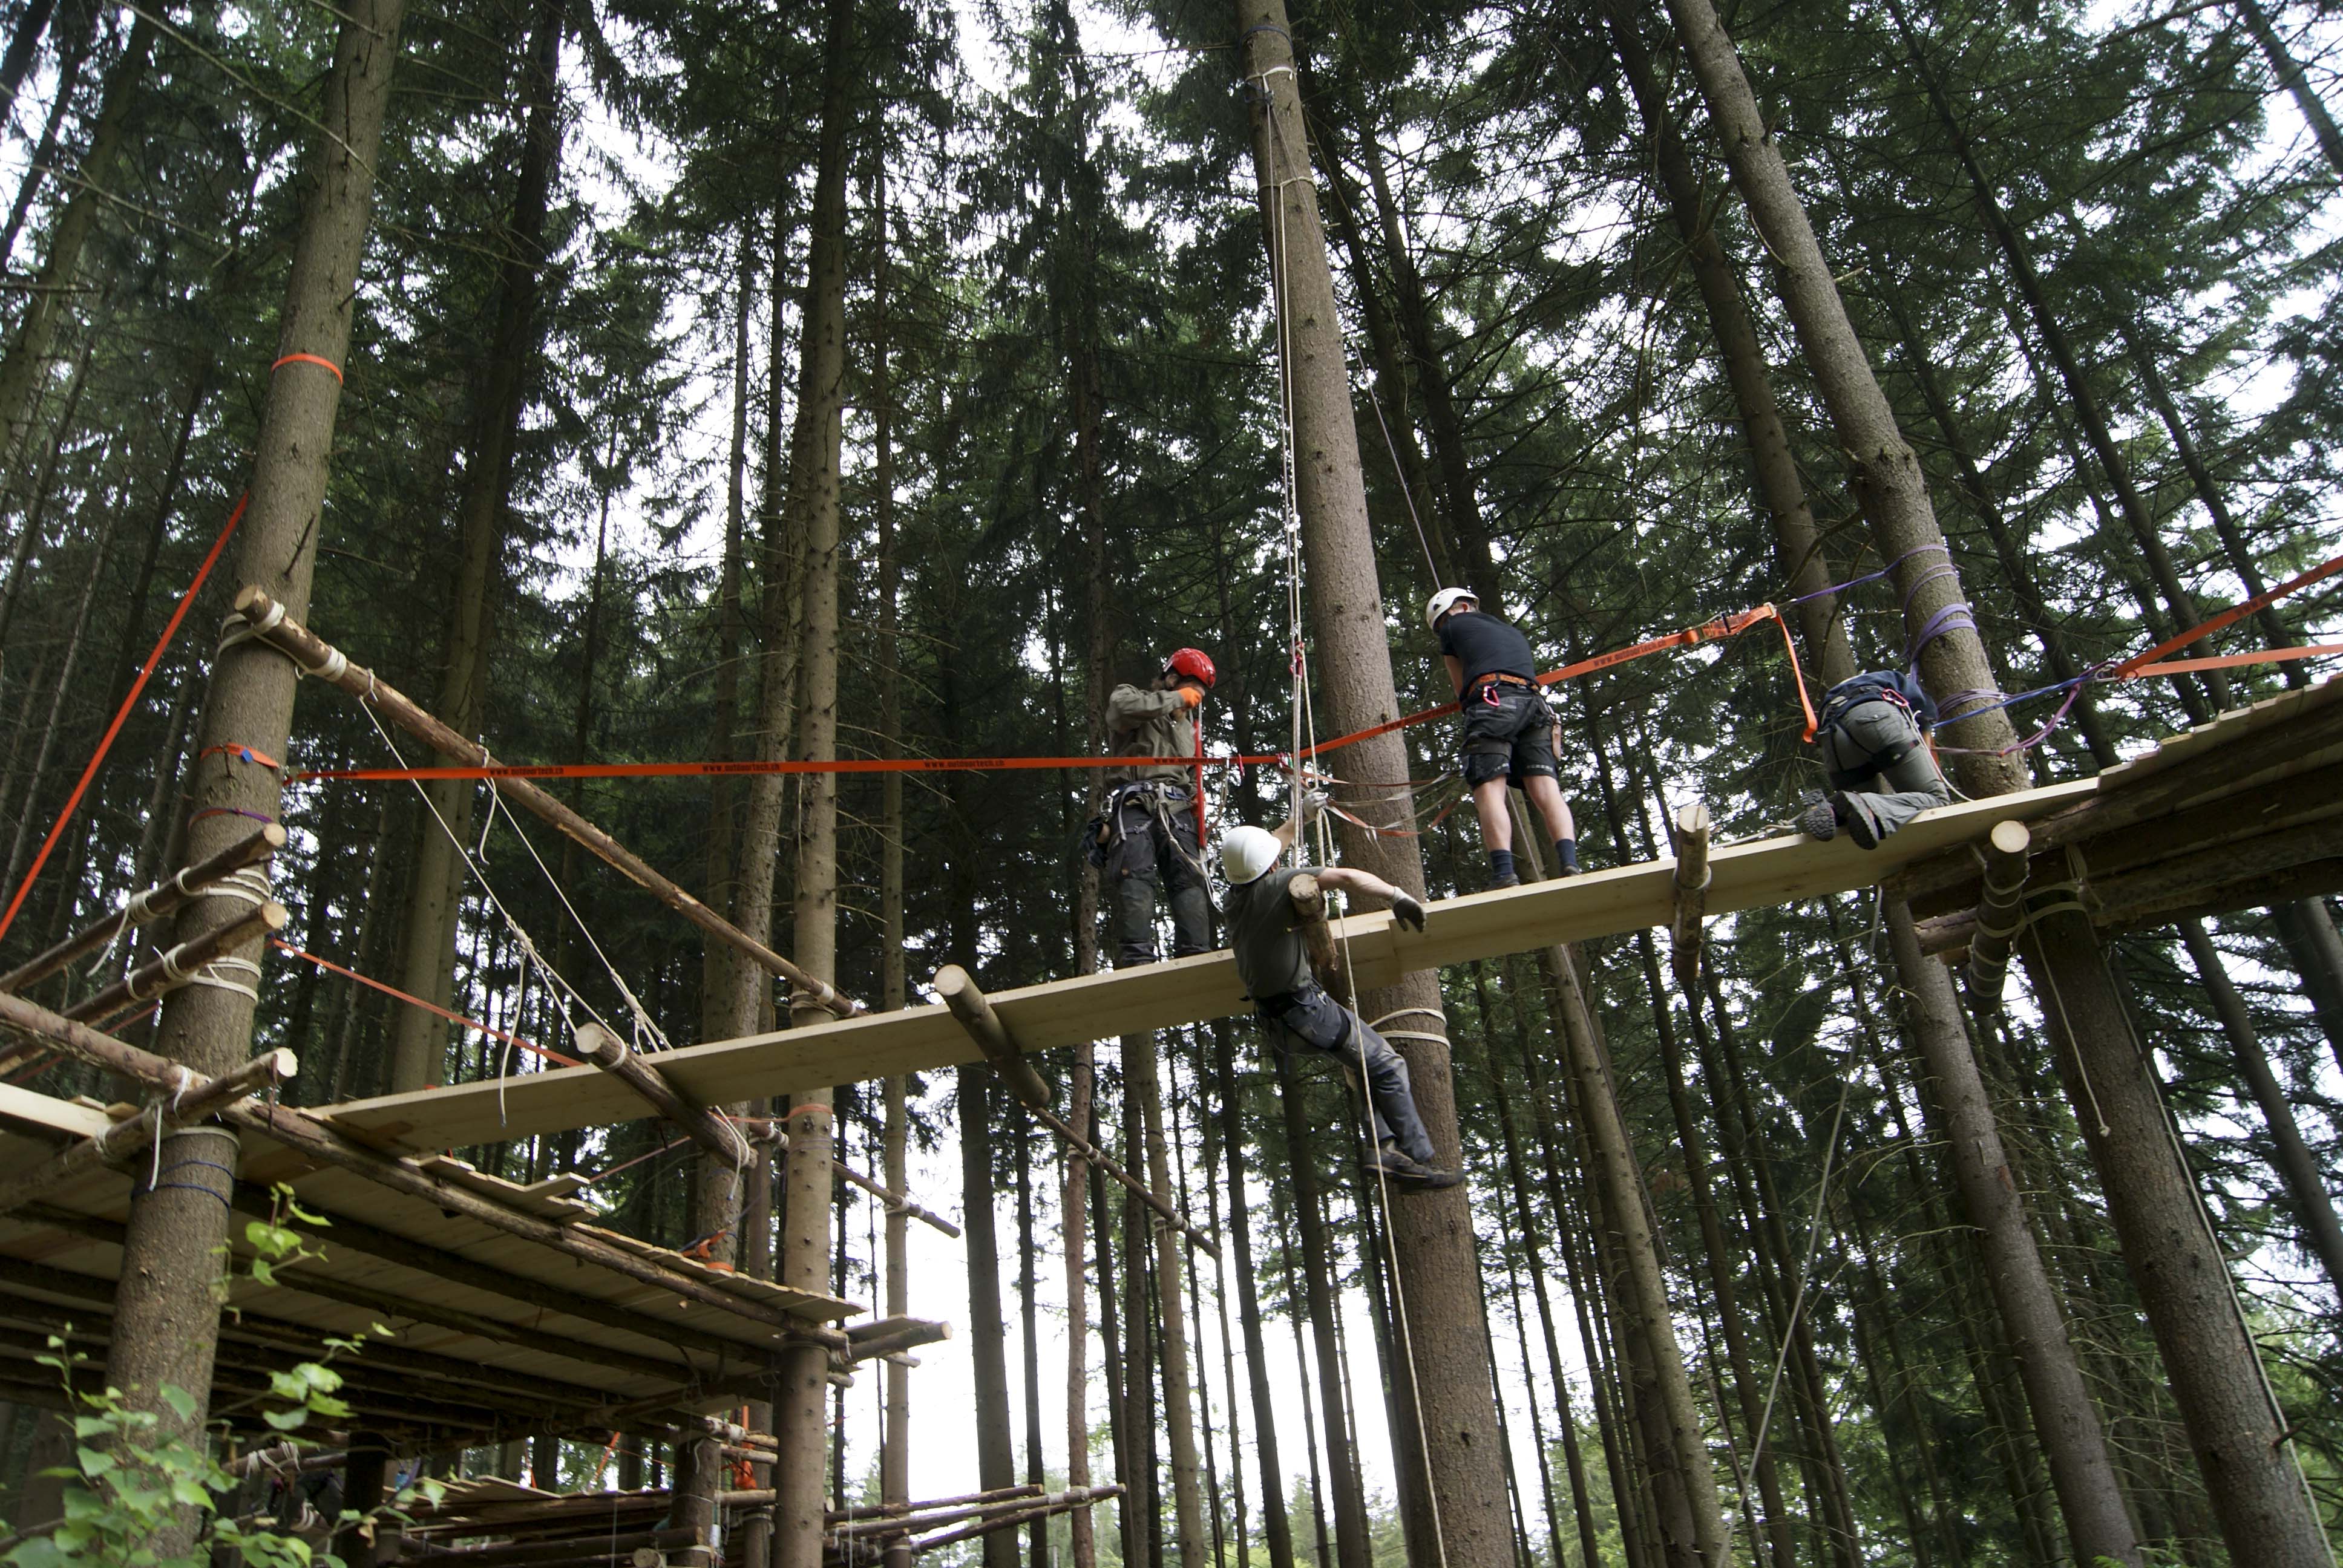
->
[1555, 838, 1578, 873]
[1490, 848, 1516, 878]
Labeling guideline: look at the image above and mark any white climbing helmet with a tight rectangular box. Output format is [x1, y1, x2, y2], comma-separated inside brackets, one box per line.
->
[1425, 587, 1476, 630]
[1221, 826, 1281, 886]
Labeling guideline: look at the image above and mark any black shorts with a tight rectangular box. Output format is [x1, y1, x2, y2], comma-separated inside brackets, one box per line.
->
[1458, 684, 1558, 788]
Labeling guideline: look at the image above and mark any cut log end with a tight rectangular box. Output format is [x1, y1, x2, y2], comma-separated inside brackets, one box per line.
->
[1987, 819, 2032, 857]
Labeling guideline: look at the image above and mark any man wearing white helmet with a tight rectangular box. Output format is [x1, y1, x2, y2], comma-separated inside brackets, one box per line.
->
[1217, 816, 1461, 1191]
[1425, 588, 1581, 889]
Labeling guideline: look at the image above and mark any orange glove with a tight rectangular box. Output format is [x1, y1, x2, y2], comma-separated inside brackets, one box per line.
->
[1178, 685, 1203, 708]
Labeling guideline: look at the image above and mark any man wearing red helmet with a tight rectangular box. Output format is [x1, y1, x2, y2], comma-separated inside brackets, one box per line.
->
[1094, 647, 1216, 966]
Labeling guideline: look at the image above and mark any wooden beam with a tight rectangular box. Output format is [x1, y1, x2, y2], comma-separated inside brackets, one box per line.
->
[177, 1088, 849, 1331]
[0, 825, 286, 995]
[1667, 800, 1712, 985]
[1286, 873, 1349, 1006]
[933, 964, 1213, 1257]
[577, 1022, 752, 1168]
[214, 1186, 781, 1367]
[844, 1318, 951, 1364]
[231, 587, 859, 1019]
[65, 901, 287, 1027]
[0, 989, 209, 1087]
[310, 777, 2104, 1160]
[0, 1049, 295, 1217]
[933, 966, 1053, 1109]
[1963, 821, 2031, 1008]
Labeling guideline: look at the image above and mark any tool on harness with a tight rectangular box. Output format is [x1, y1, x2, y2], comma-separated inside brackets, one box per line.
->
[1086, 779, 1213, 883]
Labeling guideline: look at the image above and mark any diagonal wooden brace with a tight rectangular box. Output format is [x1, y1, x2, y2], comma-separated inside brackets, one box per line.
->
[577, 1022, 752, 1168]
[934, 965, 1216, 1258]
[230, 587, 860, 1019]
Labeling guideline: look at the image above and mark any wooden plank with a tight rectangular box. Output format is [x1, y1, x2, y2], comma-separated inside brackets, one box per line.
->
[315, 778, 2101, 1157]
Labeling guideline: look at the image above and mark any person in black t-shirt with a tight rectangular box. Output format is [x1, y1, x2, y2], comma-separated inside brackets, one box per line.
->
[1425, 588, 1581, 889]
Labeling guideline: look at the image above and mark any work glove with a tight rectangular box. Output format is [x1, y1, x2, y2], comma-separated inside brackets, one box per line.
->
[1301, 787, 1332, 822]
[1391, 893, 1427, 933]
[1178, 685, 1204, 708]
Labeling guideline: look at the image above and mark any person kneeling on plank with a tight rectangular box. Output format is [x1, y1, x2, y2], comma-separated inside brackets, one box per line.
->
[1425, 588, 1582, 890]
[1093, 646, 1217, 967]
[1219, 815, 1463, 1192]
[1796, 668, 1953, 848]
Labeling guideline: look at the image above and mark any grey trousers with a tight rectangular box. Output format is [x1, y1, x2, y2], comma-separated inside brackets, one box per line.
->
[1823, 701, 1952, 841]
[1262, 985, 1437, 1166]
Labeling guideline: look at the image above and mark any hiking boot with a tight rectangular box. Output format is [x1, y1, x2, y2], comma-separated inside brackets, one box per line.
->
[1371, 1148, 1466, 1191]
[1832, 790, 1881, 850]
[1486, 869, 1522, 890]
[1795, 791, 1838, 842]
[1559, 864, 1584, 877]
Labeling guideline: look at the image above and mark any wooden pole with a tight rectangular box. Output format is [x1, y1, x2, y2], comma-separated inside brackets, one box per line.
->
[0, 1048, 295, 1217]
[0, 824, 284, 994]
[227, 586, 859, 1019]
[845, 1319, 953, 1364]
[1668, 801, 1712, 986]
[934, 965, 1055, 1109]
[65, 902, 287, 1028]
[576, 1021, 753, 1168]
[1964, 821, 2031, 1006]
[933, 964, 1214, 1256]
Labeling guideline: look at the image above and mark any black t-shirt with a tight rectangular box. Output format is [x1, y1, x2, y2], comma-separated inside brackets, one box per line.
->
[1436, 610, 1538, 699]
[1225, 866, 1315, 1001]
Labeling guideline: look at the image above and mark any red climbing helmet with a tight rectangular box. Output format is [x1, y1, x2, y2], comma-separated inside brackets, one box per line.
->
[1162, 647, 1217, 688]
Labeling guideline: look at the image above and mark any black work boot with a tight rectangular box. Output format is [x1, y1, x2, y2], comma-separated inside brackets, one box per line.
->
[1371, 1143, 1464, 1191]
[1795, 789, 1838, 842]
[1830, 790, 1882, 850]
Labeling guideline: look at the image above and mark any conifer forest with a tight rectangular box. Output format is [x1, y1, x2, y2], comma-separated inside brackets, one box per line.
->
[2, 0, 2343, 1563]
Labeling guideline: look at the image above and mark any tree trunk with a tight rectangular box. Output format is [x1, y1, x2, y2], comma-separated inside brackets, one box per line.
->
[1271, 1044, 1374, 1568]
[773, 9, 852, 1558]
[965, 1065, 1020, 1568]
[1213, 1021, 1294, 1568]
[0, 13, 90, 276]
[1126, 1034, 1210, 1568]
[1601, 0, 1851, 675]
[2, 497, 116, 900]
[0, 8, 153, 483]
[97, 0, 405, 1550]
[385, 0, 567, 1094]
[2177, 919, 2343, 1299]
[1659, 0, 2022, 774]
[1883, 904, 2141, 1565]
[2271, 898, 2343, 1083]
[0, 0, 59, 128]
[1888, 0, 2230, 713]
[2234, 0, 2343, 181]
[1233, 14, 1516, 1566]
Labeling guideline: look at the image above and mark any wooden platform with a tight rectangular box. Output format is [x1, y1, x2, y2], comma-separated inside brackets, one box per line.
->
[306, 676, 2343, 1161]
[5, 675, 2335, 1440]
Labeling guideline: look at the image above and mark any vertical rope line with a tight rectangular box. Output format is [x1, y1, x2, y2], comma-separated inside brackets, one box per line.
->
[1746, 1077, 1852, 1478]
[1254, 70, 1450, 1568]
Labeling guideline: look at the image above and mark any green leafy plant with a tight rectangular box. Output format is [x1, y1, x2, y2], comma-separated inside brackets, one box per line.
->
[2, 1187, 442, 1565]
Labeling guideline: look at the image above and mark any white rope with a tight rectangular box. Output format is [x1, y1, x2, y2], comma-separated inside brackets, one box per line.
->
[1747, 1077, 1852, 1479]
[356, 699, 617, 1065]
[1254, 74, 1452, 1567]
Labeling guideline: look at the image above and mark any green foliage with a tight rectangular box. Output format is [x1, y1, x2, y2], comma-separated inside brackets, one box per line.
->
[1, 1189, 441, 1565]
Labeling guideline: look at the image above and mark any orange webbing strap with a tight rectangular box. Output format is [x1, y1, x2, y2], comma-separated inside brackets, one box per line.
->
[2114, 642, 2343, 680]
[295, 603, 1809, 783]
[2110, 550, 2343, 677]
[270, 937, 582, 1068]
